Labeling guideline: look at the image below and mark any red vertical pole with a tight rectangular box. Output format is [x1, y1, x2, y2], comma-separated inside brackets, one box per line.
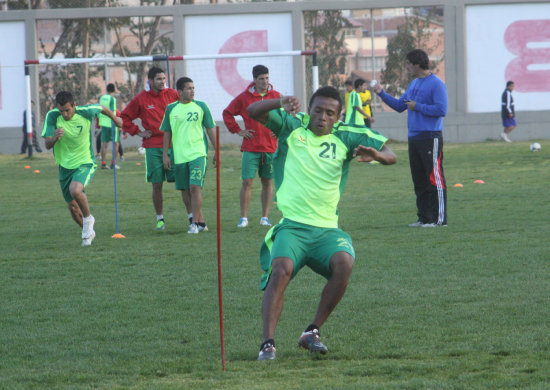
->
[216, 126, 226, 371]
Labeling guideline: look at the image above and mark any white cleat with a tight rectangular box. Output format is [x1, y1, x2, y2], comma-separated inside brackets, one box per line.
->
[238, 217, 248, 228]
[82, 230, 96, 246]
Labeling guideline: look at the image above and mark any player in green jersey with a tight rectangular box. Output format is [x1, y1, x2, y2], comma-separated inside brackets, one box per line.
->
[42, 91, 122, 246]
[160, 77, 217, 234]
[98, 83, 120, 169]
[247, 86, 397, 360]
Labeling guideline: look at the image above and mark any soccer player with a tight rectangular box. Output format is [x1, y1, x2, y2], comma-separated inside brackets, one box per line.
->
[247, 86, 397, 361]
[373, 49, 448, 227]
[160, 77, 216, 234]
[222, 65, 280, 228]
[121, 67, 191, 231]
[500, 81, 516, 143]
[345, 78, 374, 127]
[99, 83, 119, 169]
[42, 91, 122, 246]
[342, 79, 353, 120]
[359, 80, 375, 127]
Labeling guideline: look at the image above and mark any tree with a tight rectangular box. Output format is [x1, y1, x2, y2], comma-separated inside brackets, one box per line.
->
[304, 10, 351, 95]
[381, 7, 443, 96]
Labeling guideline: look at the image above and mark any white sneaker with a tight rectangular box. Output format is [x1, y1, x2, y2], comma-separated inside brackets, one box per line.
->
[82, 215, 95, 239]
[500, 132, 512, 143]
[408, 221, 424, 227]
[188, 223, 199, 234]
[82, 230, 96, 246]
[421, 223, 436, 228]
[260, 217, 272, 226]
[238, 217, 248, 228]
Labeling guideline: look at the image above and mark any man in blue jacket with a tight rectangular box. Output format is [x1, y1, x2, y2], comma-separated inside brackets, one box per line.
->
[374, 49, 448, 227]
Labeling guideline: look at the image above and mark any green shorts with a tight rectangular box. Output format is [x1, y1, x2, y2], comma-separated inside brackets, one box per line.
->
[100, 126, 120, 143]
[145, 147, 175, 183]
[174, 156, 207, 190]
[59, 164, 97, 202]
[241, 151, 273, 180]
[259, 218, 355, 290]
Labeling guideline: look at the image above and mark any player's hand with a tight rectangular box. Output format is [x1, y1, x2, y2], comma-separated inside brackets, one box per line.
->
[281, 96, 300, 116]
[123, 132, 129, 140]
[163, 155, 171, 170]
[373, 83, 382, 94]
[212, 152, 217, 168]
[353, 145, 378, 163]
[54, 127, 65, 139]
[239, 129, 255, 140]
[370, 117, 376, 124]
[405, 100, 416, 111]
[140, 130, 153, 139]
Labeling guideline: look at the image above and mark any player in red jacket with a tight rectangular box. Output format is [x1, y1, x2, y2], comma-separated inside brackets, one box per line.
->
[222, 65, 280, 228]
[121, 67, 190, 231]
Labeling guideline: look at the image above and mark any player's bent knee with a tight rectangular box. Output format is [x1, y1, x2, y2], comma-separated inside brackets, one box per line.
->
[330, 252, 355, 275]
[271, 257, 294, 280]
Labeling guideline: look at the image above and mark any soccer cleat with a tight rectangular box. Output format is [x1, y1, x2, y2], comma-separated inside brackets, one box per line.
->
[188, 223, 199, 234]
[81, 230, 96, 247]
[110, 164, 120, 170]
[156, 219, 166, 231]
[82, 215, 95, 239]
[500, 132, 512, 143]
[237, 217, 248, 228]
[421, 223, 436, 228]
[101, 164, 109, 170]
[408, 221, 424, 227]
[298, 329, 328, 354]
[260, 217, 272, 226]
[257, 342, 276, 361]
[198, 224, 208, 232]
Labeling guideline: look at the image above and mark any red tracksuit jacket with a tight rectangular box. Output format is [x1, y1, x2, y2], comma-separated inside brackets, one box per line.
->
[121, 88, 179, 148]
[222, 82, 280, 153]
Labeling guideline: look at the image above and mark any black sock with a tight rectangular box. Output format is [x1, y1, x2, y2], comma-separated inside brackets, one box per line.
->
[260, 338, 275, 350]
[305, 324, 319, 333]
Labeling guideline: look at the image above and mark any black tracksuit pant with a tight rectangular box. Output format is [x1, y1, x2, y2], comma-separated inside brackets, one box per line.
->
[408, 133, 447, 225]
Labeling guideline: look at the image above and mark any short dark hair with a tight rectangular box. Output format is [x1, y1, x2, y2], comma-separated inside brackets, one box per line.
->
[253, 65, 269, 79]
[354, 78, 366, 90]
[406, 49, 430, 70]
[106, 83, 115, 93]
[148, 67, 165, 80]
[309, 86, 342, 112]
[176, 77, 193, 91]
[506, 81, 514, 87]
[344, 79, 353, 86]
[55, 91, 74, 106]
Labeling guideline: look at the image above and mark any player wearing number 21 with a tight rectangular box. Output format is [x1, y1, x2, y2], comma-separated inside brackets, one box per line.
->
[160, 77, 217, 234]
[247, 87, 396, 360]
[42, 91, 122, 247]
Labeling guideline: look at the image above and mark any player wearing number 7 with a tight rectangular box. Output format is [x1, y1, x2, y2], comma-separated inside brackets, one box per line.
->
[42, 91, 122, 247]
[247, 86, 397, 360]
[160, 77, 217, 234]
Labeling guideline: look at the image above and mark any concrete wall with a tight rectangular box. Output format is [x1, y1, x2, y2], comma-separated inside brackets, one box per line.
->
[1, 0, 549, 154]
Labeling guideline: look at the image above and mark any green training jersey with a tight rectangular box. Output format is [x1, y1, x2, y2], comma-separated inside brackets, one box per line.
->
[98, 94, 116, 127]
[265, 109, 388, 228]
[344, 90, 364, 126]
[160, 100, 215, 164]
[42, 105, 101, 169]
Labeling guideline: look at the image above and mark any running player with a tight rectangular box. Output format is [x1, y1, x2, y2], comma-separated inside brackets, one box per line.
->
[160, 77, 217, 234]
[42, 91, 122, 246]
[247, 86, 397, 360]
[98, 83, 119, 169]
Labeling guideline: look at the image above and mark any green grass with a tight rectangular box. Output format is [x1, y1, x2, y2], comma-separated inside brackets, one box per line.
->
[1, 141, 549, 389]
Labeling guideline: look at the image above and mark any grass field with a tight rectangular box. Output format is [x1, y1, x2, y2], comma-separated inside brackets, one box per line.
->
[1, 140, 549, 389]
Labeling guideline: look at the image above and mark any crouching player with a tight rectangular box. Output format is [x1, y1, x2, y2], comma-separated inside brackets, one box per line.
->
[247, 87, 397, 360]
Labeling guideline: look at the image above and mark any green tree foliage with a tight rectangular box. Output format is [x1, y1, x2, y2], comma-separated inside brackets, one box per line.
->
[304, 10, 351, 93]
[381, 7, 443, 96]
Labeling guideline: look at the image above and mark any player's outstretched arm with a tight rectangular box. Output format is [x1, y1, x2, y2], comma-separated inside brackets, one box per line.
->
[162, 131, 172, 170]
[101, 105, 123, 128]
[247, 96, 300, 124]
[205, 127, 217, 167]
[353, 144, 397, 165]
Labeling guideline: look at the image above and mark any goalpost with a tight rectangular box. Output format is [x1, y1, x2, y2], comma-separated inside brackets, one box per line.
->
[25, 50, 318, 371]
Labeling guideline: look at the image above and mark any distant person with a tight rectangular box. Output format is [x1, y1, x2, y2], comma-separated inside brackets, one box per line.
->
[500, 81, 516, 143]
[374, 48, 448, 227]
[99, 83, 120, 169]
[345, 78, 374, 127]
[121, 67, 190, 231]
[42, 91, 122, 246]
[222, 65, 280, 228]
[360, 81, 374, 127]
[247, 87, 396, 361]
[342, 79, 353, 120]
[160, 77, 217, 234]
[20, 101, 42, 154]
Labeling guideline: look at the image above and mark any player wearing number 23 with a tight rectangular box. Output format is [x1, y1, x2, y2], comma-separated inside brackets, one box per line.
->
[160, 77, 217, 234]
